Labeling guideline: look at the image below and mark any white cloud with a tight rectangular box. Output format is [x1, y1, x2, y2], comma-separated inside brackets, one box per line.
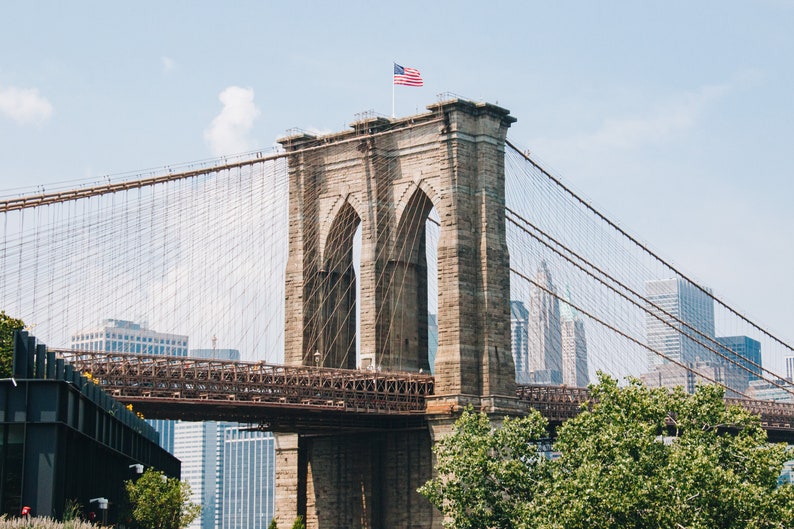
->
[204, 86, 261, 156]
[161, 56, 175, 73]
[0, 84, 53, 125]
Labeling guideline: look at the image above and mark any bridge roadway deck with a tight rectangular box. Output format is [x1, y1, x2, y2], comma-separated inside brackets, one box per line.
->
[58, 350, 794, 440]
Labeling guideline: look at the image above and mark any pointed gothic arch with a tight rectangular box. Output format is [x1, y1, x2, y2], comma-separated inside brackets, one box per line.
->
[380, 186, 437, 372]
[315, 200, 360, 369]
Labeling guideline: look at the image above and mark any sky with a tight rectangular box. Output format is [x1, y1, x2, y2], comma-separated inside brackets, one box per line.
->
[1, 1, 793, 350]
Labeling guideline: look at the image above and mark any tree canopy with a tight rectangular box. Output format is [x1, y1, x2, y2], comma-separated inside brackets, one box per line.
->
[0, 311, 25, 378]
[418, 410, 549, 529]
[125, 468, 201, 529]
[420, 373, 794, 529]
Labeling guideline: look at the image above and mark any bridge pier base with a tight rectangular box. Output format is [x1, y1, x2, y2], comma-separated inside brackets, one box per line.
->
[274, 429, 439, 529]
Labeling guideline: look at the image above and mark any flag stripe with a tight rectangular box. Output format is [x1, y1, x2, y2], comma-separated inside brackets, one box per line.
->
[394, 63, 424, 87]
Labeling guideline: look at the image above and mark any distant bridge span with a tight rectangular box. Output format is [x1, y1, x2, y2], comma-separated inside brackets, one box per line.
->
[59, 350, 794, 441]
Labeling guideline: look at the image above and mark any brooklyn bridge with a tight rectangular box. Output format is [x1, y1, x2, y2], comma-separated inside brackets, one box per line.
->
[3, 98, 794, 528]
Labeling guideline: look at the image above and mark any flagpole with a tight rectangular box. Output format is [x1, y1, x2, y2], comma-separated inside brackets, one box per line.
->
[391, 64, 395, 118]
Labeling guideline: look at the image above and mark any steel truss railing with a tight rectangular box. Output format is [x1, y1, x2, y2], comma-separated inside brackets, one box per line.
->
[516, 384, 794, 433]
[57, 350, 794, 434]
[515, 384, 591, 423]
[724, 398, 794, 432]
[56, 349, 433, 415]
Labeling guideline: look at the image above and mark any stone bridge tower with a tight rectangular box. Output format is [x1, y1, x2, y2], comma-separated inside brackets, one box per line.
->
[275, 99, 519, 528]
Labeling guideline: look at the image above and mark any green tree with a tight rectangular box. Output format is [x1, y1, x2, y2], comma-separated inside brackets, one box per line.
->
[290, 516, 305, 529]
[528, 374, 794, 529]
[420, 373, 794, 529]
[418, 407, 549, 529]
[0, 311, 25, 378]
[125, 468, 201, 529]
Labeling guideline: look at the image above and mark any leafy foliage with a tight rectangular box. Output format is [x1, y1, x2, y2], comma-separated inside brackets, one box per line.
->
[418, 407, 549, 529]
[290, 516, 305, 529]
[420, 373, 794, 529]
[0, 311, 24, 378]
[62, 499, 83, 522]
[529, 374, 794, 528]
[125, 468, 201, 529]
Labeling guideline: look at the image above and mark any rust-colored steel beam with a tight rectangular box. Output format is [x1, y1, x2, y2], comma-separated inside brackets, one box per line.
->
[55, 350, 794, 437]
[57, 349, 434, 418]
[514, 384, 794, 436]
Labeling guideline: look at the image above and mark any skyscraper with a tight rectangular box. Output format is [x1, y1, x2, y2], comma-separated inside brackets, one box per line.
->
[175, 421, 221, 529]
[176, 421, 274, 529]
[645, 278, 715, 369]
[71, 319, 188, 453]
[786, 355, 794, 382]
[641, 360, 749, 397]
[528, 261, 562, 385]
[716, 335, 762, 384]
[221, 427, 275, 529]
[510, 301, 530, 384]
[560, 292, 589, 387]
[71, 318, 188, 356]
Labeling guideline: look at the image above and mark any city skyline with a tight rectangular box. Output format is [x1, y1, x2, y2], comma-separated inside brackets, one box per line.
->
[512, 261, 590, 387]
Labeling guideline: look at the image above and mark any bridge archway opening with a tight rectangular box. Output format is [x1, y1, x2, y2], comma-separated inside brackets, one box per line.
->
[315, 201, 360, 369]
[380, 187, 438, 373]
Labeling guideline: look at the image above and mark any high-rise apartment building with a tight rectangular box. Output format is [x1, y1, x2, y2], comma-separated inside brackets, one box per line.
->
[71, 319, 188, 453]
[510, 301, 530, 384]
[645, 278, 715, 369]
[560, 295, 589, 387]
[528, 261, 562, 384]
[786, 355, 794, 381]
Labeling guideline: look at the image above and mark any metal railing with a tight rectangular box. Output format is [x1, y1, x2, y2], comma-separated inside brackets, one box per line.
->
[57, 349, 434, 415]
[56, 350, 794, 434]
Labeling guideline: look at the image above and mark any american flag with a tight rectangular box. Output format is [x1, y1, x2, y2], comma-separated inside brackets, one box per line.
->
[393, 63, 423, 87]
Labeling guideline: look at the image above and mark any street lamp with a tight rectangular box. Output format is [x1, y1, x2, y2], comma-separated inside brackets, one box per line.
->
[129, 464, 144, 474]
[314, 349, 320, 367]
[89, 498, 109, 526]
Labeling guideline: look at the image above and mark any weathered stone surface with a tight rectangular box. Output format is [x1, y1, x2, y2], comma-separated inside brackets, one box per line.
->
[276, 99, 522, 528]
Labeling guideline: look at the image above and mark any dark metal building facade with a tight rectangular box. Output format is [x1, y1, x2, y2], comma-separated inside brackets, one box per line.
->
[0, 332, 179, 521]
